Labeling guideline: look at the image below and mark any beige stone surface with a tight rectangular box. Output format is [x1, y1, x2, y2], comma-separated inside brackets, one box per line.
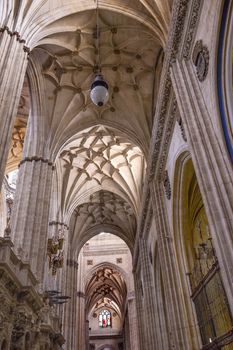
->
[0, 0, 232, 349]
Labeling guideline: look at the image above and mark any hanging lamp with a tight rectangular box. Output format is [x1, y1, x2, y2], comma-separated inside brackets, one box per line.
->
[90, 0, 109, 107]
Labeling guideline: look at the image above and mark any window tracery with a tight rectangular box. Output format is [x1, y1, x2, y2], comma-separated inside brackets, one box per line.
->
[99, 310, 111, 328]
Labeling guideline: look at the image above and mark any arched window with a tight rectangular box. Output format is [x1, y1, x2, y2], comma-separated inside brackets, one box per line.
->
[99, 310, 111, 328]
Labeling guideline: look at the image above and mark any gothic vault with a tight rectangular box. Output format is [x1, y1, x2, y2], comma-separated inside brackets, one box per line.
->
[0, 0, 233, 349]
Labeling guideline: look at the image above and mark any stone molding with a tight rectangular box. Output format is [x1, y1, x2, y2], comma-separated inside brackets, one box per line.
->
[163, 170, 172, 200]
[177, 116, 187, 141]
[0, 26, 30, 53]
[156, 99, 178, 182]
[143, 205, 153, 239]
[0, 239, 41, 311]
[133, 0, 203, 267]
[19, 156, 54, 168]
[83, 249, 128, 257]
[49, 221, 69, 229]
[182, 0, 203, 60]
[77, 291, 85, 298]
[66, 259, 79, 269]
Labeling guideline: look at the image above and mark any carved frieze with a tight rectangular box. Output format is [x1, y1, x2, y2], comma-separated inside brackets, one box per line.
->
[183, 0, 203, 59]
[11, 311, 28, 343]
[177, 116, 187, 142]
[0, 293, 14, 324]
[134, 0, 204, 260]
[163, 170, 171, 200]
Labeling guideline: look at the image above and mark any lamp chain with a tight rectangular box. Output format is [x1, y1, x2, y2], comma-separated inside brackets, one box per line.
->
[96, 0, 101, 73]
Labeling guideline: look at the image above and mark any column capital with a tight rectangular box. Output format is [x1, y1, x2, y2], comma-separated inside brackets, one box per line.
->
[77, 291, 85, 298]
[19, 156, 54, 169]
[0, 26, 30, 53]
[49, 221, 69, 229]
[66, 259, 79, 269]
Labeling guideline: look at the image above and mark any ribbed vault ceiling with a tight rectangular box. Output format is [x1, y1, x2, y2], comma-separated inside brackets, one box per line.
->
[72, 190, 136, 250]
[30, 8, 163, 155]
[4, 0, 172, 252]
[59, 125, 145, 215]
[3, 0, 172, 48]
[85, 266, 127, 317]
[58, 125, 143, 250]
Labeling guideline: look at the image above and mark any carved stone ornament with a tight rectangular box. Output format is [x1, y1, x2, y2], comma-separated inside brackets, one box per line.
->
[163, 170, 171, 200]
[192, 40, 209, 82]
[177, 116, 187, 142]
[47, 230, 64, 275]
[11, 311, 28, 343]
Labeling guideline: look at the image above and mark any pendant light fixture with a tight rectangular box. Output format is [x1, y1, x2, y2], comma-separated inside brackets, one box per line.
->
[90, 0, 109, 107]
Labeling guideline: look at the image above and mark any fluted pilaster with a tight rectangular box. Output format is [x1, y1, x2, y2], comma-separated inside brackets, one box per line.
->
[11, 157, 53, 282]
[0, 27, 29, 187]
[63, 255, 80, 350]
[171, 59, 233, 313]
[127, 293, 140, 350]
[76, 253, 86, 350]
[152, 182, 198, 349]
[134, 272, 145, 350]
[139, 237, 159, 349]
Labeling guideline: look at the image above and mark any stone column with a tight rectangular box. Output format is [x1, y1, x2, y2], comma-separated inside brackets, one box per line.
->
[139, 237, 159, 350]
[127, 293, 140, 350]
[151, 182, 199, 350]
[170, 59, 233, 312]
[11, 157, 53, 282]
[153, 257, 170, 350]
[85, 319, 90, 350]
[123, 311, 131, 350]
[63, 256, 79, 350]
[76, 253, 86, 350]
[74, 294, 86, 350]
[134, 269, 145, 350]
[0, 26, 29, 187]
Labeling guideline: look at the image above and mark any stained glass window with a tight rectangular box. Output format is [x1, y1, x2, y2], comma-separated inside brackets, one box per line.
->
[99, 310, 111, 328]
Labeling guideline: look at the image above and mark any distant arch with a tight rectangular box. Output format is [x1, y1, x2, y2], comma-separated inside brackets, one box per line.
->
[96, 345, 116, 350]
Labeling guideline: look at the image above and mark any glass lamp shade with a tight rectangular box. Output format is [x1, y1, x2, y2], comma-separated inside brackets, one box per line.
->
[90, 74, 109, 106]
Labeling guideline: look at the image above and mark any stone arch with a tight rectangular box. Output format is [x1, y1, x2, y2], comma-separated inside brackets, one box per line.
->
[217, 0, 233, 161]
[96, 345, 116, 350]
[73, 223, 134, 257]
[54, 125, 146, 226]
[85, 259, 128, 312]
[172, 151, 233, 347]
[22, 1, 169, 48]
[53, 120, 148, 166]
[172, 151, 202, 348]
[25, 7, 161, 166]
[85, 261, 129, 293]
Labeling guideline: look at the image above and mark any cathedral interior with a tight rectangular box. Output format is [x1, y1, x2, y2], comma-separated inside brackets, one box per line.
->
[0, 0, 233, 349]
